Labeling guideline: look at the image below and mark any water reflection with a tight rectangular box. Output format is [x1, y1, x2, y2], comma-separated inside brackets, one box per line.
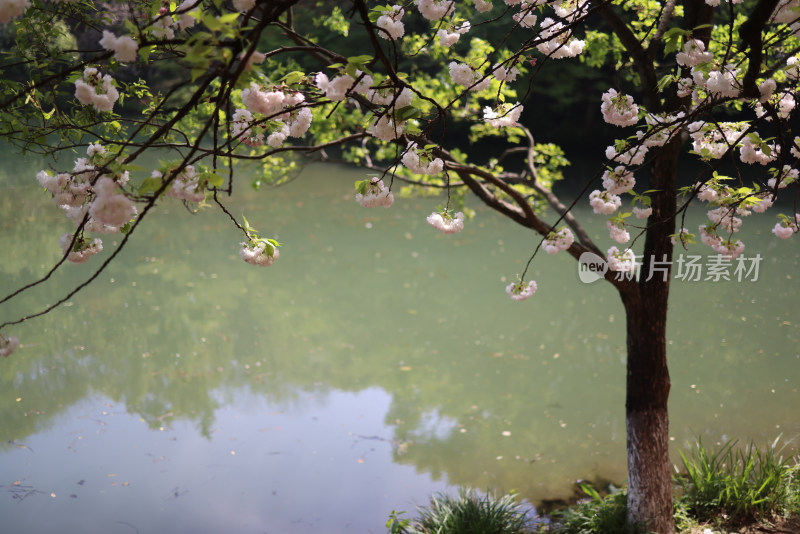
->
[1, 160, 798, 531]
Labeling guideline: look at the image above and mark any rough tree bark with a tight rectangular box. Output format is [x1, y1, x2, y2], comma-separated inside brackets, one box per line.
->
[620, 137, 681, 534]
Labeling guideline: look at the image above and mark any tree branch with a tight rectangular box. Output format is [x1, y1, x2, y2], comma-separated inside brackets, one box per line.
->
[739, 0, 782, 97]
[519, 126, 603, 257]
[590, 0, 659, 109]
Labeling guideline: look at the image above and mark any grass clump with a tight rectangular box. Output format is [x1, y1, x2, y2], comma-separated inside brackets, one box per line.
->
[386, 438, 800, 534]
[675, 438, 800, 524]
[387, 488, 534, 534]
[554, 483, 645, 534]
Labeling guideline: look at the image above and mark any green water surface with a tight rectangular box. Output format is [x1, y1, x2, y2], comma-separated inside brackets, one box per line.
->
[0, 157, 797, 533]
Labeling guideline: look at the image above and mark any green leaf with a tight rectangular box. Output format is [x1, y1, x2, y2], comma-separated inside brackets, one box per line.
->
[139, 177, 163, 195]
[321, 6, 349, 36]
[203, 13, 222, 32]
[355, 179, 369, 195]
[242, 214, 255, 234]
[657, 74, 674, 93]
[662, 27, 689, 57]
[347, 55, 373, 66]
[395, 105, 421, 122]
[281, 71, 306, 85]
[139, 45, 154, 62]
[206, 172, 224, 188]
[218, 12, 239, 24]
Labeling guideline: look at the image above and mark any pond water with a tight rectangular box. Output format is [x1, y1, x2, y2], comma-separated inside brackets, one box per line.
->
[1, 156, 798, 533]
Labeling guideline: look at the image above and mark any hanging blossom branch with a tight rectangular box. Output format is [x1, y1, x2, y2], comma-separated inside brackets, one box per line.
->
[0, 0, 798, 360]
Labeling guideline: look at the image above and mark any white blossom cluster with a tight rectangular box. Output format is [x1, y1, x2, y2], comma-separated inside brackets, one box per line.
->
[417, 0, 455, 21]
[437, 21, 470, 47]
[591, 160, 637, 245]
[162, 165, 205, 203]
[703, 0, 743, 6]
[240, 50, 267, 71]
[553, 0, 590, 20]
[376, 5, 405, 40]
[363, 85, 415, 141]
[90, 177, 137, 229]
[448, 62, 491, 91]
[312, 77, 416, 144]
[601, 166, 635, 195]
[473, 0, 492, 13]
[149, 0, 199, 38]
[739, 135, 777, 165]
[708, 205, 743, 233]
[401, 143, 444, 175]
[600, 89, 639, 127]
[147, 0, 199, 38]
[606, 220, 630, 244]
[543, 227, 574, 254]
[59, 233, 103, 264]
[704, 65, 740, 98]
[637, 113, 684, 148]
[74, 67, 120, 112]
[492, 64, 520, 83]
[692, 181, 752, 259]
[366, 85, 412, 107]
[632, 205, 652, 219]
[505, 280, 537, 301]
[755, 90, 796, 121]
[686, 121, 747, 160]
[605, 143, 647, 166]
[769, 166, 798, 189]
[427, 210, 465, 234]
[231, 109, 264, 147]
[315, 73, 355, 102]
[483, 102, 523, 128]
[235, 83, 311, 148]
[512, 5, 538, 28]
[240, 239, 279, 267]
[749, 193, 774, 213]
[607, 246, 636, 272]
[773, 216, 799, 239]
[99, 31, 138, 63]
[675, 39, 713, 68]
[35, 144, 137, 264]
[356, 178, 395, 208]
[368, 115, 406, 142]
[589, 189, 622, 215]
[536, 18, 585, 59]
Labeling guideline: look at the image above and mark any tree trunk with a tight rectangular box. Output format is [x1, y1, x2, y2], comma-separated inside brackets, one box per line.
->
[623, 292, 673, 534]
[621, 137, 681, 534]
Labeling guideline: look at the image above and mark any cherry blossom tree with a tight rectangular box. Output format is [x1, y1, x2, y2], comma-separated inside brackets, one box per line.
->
[1, 0, 798, 531]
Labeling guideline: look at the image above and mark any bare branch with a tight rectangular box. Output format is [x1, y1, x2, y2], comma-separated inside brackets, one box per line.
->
[739, 0, 782, 97]
[519, 126, 603, 256]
